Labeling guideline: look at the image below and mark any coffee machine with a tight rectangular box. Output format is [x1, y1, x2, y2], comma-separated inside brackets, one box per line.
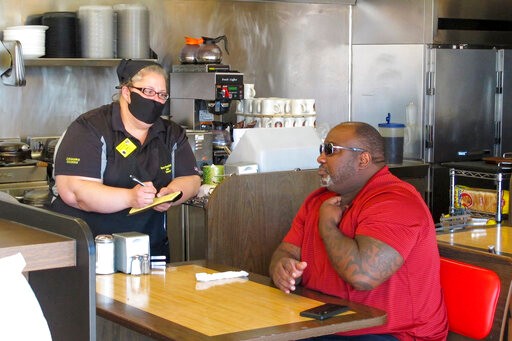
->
[169, 65, 244, 164]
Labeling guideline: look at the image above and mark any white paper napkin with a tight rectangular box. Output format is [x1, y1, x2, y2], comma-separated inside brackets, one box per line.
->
[196, 277, 248, 290]
[195, 270, 249, 282]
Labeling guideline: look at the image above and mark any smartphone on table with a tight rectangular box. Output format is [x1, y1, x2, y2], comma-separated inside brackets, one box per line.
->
[299, 303, 349, 320]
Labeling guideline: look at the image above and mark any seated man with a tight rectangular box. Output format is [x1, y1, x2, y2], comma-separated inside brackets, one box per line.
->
[269, 122, 448, 341]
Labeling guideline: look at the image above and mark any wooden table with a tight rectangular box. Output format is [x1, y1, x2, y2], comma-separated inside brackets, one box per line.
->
[436, 225, 512, 257]
[96, 261, 386, 340]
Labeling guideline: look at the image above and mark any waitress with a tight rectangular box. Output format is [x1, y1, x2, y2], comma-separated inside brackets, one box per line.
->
[50, 59, 201, 260]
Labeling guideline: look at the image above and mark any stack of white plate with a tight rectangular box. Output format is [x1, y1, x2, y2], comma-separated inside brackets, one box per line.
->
[3, 25, 48, 59]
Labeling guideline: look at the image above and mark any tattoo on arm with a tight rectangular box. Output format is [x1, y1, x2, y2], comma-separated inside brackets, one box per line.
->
[322, 232, 403, 290]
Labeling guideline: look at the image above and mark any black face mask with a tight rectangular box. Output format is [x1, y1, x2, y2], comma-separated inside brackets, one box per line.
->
[128, 91, 165, 124]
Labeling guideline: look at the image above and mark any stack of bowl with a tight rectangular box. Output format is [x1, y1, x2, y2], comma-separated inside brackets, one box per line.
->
[3, 25, 48, 59]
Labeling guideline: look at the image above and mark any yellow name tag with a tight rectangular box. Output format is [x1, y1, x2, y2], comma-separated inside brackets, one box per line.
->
[116, 138, 137, 158]
[65, 157, 80, 165]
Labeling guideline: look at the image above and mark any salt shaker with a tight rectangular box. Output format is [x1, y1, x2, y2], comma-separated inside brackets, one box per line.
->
[130, 255, 142, 275]
[95, 234, 115, 274]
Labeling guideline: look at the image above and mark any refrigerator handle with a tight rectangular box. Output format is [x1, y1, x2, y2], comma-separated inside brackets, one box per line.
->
[425, 124, 433, 149]
[426, 71, 435, 96]
[496, 71, 503, 94]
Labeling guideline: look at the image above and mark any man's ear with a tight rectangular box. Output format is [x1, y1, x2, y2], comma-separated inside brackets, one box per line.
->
[358, 151, 371, 169]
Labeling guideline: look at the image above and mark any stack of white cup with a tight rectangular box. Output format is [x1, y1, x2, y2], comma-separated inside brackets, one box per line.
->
[289, 99, 316, 127]
[235, 84, 316, 128]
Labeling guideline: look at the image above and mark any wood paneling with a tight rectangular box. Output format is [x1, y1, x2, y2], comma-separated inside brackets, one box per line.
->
[0, 219, 75, 271]
[207, 169, 319, 275]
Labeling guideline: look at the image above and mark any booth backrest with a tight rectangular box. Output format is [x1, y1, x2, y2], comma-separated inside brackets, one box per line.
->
[207, 169, 319, 276]
[206, 167, 429, 276]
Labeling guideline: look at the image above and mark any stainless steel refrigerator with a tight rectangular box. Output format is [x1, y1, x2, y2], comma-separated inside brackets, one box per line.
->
[425, 47, 512, 220]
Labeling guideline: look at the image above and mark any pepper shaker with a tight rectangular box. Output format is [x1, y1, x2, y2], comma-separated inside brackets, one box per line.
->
[141, 254, 150, 274]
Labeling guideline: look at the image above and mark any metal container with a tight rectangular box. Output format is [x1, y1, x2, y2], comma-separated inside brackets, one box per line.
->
[95, 234, 115, 274]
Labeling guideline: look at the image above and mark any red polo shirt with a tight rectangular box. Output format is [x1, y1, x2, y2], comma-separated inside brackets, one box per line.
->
[284, 167, 448, 340]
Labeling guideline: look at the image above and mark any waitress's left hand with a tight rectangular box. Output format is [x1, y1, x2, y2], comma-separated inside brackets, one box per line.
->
[153, 186, 179, 212]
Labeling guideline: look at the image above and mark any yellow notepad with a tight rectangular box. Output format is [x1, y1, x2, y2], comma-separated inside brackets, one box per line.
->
[128, 191, 183, 215]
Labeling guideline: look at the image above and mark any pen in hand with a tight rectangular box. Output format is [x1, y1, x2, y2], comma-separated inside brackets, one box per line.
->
[129, 174, 146, 187]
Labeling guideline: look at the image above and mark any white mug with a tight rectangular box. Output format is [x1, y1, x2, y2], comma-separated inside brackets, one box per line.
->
[271, 117, 284, 128]
[281, 98, 291, 114]
[260, 98, 282, 115]
[251, 98, 262, 114]
[235, 100, 244, 113]
[290, 99, 307, 115]
[294, 116, 306, 127]
[262, 117, 273, 128]
[243, 99, 254, 114]
[272, 98, 289, 114]
[304, 99, 316, 113]
[284, 117, 295, 128]
[244, 83, 256, 99]
[305, 115, 316, 127]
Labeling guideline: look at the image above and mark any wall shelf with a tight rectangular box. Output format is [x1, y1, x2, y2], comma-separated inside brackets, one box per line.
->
[24, 58, 157, 67]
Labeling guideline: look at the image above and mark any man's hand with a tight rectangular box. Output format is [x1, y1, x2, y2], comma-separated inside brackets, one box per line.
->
[319, 195, 346, 232]
[269, 242, 306, 294]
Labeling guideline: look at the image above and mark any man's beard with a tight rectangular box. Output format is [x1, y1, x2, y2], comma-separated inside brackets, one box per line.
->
[320, 160, 357, 190]
[320, 173, 333, 187]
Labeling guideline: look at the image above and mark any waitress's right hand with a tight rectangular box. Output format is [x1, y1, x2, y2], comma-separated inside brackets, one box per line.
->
[131, 182, 157, 208]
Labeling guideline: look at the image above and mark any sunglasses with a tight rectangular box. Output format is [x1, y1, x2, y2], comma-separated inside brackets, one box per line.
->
[319, 143, 366, 156]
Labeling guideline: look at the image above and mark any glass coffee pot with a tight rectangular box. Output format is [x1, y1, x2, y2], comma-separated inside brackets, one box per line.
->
[196, 35, 229, 64]
[179, 36, 203, 64]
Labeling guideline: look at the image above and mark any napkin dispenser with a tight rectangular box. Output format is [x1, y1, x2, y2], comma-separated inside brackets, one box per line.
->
[112, 232, 150, 274]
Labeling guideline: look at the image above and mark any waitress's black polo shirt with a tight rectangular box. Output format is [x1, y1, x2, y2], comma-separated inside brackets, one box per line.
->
[51, 102, 199, 258]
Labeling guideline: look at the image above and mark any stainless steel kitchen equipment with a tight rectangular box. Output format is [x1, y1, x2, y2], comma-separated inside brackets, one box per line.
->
[170, 67, 243, 164]
[186, 130, 213, 169]
[0, 40, 25, 86]
[0, 137, 52, 204]
[169, 68, 244, 129]
[0, 159, 49, 202]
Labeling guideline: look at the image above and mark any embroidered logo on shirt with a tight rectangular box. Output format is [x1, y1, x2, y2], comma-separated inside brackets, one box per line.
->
[161, 163, 172, 174]
[66, 157, 80, 165]
[116, 138, 137, 158]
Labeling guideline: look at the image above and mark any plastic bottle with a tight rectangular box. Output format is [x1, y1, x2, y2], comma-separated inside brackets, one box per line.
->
[378, 113, 405, 164]
[404, 102, 418, 157]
